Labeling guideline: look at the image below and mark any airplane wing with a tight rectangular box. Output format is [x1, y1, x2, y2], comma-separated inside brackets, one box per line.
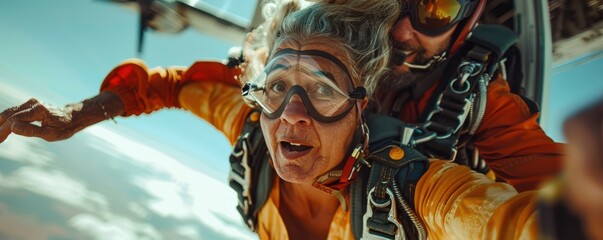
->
[101, 0, 263, 53]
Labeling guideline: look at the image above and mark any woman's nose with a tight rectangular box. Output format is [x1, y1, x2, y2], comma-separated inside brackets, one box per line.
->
[280, 94, 311, 125]
[391, 17, 415, 43]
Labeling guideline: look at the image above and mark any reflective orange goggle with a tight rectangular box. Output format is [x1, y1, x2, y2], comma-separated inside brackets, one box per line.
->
[405, 0, 478, 36]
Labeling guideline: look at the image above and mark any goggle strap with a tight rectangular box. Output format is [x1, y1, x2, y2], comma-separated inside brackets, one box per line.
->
[459, 1, 479, 20]
[349, 87, 367, 99]
[272, 49, 354, 85]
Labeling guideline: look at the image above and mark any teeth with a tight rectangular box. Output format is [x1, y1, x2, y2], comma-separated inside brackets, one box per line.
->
[402, 51, 413, 55]
[290, 143, 301, 146]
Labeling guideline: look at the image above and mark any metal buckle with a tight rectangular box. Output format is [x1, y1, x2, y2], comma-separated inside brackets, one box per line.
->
[456, 61, 483, 86]
[412, 126, 437, 145]
[449, 78, 471, 94]
[362, 188, 406, 240]
[347, 145, 366, 181]
[449, 147, 459, 162]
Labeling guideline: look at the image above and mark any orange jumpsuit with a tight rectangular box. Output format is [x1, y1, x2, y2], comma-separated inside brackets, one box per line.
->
[99, 59, 544, 239]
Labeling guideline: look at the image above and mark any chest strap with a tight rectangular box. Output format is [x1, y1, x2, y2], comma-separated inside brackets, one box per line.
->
[354, 114, 430, 240]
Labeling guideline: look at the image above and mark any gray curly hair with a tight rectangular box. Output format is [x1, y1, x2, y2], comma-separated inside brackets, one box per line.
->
[241, 0, 401, 96]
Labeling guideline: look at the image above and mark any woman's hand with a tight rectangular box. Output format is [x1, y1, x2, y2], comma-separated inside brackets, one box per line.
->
[0, 98, 77, 142]
[0, 91, 124, 143]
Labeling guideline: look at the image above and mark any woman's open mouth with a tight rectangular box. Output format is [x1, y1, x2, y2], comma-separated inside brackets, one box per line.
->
[280, 141, 313, 159]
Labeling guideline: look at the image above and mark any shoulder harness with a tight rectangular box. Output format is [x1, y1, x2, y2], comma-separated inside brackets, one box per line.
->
[404, 24, 525, 172]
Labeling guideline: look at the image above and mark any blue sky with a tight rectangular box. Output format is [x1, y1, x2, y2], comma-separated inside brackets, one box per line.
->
[545, 51, 603, 141]
[0, 0, 257, 176]
[0, 0, 602, 239]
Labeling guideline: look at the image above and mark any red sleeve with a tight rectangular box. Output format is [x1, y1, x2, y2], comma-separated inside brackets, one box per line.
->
[99, 59, 241, 116]
[474, 76, 565, 192]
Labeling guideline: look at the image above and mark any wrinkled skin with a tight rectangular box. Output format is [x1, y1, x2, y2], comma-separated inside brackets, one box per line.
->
[258, 35, 368, 240]
[0, 98, 78, 142]
[0, 91, 123, 143]
[259, 36, 366, 184]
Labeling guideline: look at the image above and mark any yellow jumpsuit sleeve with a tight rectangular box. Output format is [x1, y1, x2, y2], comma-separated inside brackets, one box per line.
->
[178, 82, 253, 145]
[415, 160, 538, 239]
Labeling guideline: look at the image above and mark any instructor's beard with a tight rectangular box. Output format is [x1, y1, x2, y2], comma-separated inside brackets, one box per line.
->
[381, 71, 417, 90]
[372, 62, 446, 114]
[385, 35, 451, 88]
[380, 60, 447, 92]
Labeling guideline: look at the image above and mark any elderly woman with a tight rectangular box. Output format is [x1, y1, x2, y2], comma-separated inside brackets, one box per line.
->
[1, 0, 602, 239]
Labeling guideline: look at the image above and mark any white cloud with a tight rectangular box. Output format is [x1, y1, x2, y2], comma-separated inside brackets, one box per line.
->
[0, 203, 68, 240]
[0, 137, 55, 167]
[69, 213, 161, 240]
[128, 202, 150, 218]
[85, 126, 256, 240]
[175, 225, 201, 239]
[0, 166, 109, 212]
[133, 178, 193, 219]
[0, 136, 164, 240]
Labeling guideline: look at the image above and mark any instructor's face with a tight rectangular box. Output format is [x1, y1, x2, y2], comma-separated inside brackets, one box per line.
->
[390, 16, 456, 74]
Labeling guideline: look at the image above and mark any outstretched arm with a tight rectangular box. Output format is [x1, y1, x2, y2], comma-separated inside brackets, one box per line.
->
[0, 58, 243, 143]
[0, 91, 124, 142]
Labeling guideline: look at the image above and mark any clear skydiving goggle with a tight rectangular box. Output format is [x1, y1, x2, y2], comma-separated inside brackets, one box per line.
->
[404, 0, 478, 36]
[242, 49, 366, 123]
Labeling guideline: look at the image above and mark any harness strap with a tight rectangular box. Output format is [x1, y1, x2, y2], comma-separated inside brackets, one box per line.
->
[419, 24, 519, 162]
[228, 110, 274, 231]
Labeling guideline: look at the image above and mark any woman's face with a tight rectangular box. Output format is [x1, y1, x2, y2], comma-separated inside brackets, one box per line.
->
[259, 36, 363, 184]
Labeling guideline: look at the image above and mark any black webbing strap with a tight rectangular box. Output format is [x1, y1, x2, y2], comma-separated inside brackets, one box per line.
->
[353, 114, 429, 239]
[228, 110, 274, 231]
[419, 24, 519, 161]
